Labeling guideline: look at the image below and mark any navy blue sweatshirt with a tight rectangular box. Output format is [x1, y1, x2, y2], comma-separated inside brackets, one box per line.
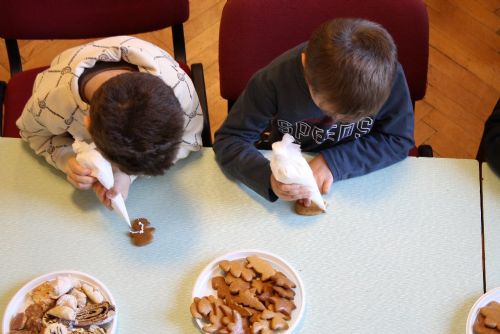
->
[214, 43, 415, 201]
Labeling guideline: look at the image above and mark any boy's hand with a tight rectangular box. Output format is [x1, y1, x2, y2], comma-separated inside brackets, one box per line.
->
[309, 154, 333, 194]
[296, 155, 333, 208]
[64, 156, 96, 190]
[270, 174, 311, 201]
[92, 182, 110, 208]
[92, 167, 131, 209]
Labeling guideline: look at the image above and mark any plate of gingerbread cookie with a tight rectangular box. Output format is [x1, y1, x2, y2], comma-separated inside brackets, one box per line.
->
[2, 270, 117, 334]
[190, 249, 305, 333]
[467, 287, 500, 334]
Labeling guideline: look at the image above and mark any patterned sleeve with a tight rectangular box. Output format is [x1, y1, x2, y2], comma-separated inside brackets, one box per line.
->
[16, 85, 75, 172]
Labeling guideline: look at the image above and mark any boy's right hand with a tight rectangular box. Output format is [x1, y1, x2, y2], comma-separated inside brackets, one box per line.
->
[63, 156, 96, 190]
[270, 174, 311, 201]
[92, 166, 131, 209]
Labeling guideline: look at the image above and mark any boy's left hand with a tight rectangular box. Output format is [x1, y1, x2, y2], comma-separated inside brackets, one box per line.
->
[309, 154, 333, 194]
[92, 167, 131, 209]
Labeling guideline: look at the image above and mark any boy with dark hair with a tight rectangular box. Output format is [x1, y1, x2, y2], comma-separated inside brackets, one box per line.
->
[17, 36, 203, 208]
[214, 18, 414, 205]
[89, 72, 184, 176]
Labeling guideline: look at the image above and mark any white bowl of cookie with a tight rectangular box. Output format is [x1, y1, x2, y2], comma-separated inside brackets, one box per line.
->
[2, 270, 117, 334]
[467, 287, 500, 334]
[191, 249, 305, 333]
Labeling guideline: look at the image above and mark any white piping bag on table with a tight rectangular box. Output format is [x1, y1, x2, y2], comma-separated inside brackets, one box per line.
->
[72, 139, 131, 227]
[270, 133, 326, 211]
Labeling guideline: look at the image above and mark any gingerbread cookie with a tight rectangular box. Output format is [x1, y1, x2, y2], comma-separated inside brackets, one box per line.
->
[246, 256, 276, 281]
[474, 301, 500, 333]
[129, 218, 155, 246]
[219, 260, 256, 282]
[226, 310, 245, 334]
[294, 200, 326, 216]
[261, 309, 289, 331]
[233, 289, 265, 311]
[9, 313, 27, 331]
[212, 276, 233, 300]
[190, 297, 210, 319]
[225, 273, 251, 294]
[272, 286, 295, 299]
[271, 272, 297, 289]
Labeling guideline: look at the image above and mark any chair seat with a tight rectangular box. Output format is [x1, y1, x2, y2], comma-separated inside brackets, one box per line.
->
[408, 147, 418, 157]
[3, 61, 192, 138]
[3, 66, 47, 137]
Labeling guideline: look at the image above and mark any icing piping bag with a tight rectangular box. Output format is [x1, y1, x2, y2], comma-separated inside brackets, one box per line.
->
[270, 133, 326, 211]
[72, 139, 131, 228]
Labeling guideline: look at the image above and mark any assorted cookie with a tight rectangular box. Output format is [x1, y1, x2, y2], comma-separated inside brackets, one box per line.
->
[191, 256, 298, 333]
[8, 276, 115, 334]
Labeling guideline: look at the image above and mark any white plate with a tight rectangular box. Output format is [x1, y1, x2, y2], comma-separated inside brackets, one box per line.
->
[2, 270, 117, 334]
[192, 249, 305, 333]
[466, 287, 500, 333]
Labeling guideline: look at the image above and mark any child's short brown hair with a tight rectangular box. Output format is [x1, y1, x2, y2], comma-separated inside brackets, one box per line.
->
[304, 18, 397, 120]
[88, 72, 184, 176]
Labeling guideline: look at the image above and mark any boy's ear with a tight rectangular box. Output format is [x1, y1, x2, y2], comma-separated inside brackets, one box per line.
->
[83, 115, 91, 130]
[301, 52, 306, 67]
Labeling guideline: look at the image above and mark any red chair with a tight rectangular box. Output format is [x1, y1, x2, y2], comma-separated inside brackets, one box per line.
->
[0, 0, 212, 146]
[218, 0, 431, 156]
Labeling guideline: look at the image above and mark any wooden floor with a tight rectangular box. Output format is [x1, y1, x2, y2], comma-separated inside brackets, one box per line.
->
[1, 0, 499, 159]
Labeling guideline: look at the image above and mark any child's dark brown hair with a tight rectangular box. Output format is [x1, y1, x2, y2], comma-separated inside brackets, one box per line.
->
[304, 18, 398, 120]
[89, 72, 184, 175]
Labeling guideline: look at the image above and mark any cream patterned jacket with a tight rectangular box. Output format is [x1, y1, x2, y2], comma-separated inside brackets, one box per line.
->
[16, 36, 203, 172]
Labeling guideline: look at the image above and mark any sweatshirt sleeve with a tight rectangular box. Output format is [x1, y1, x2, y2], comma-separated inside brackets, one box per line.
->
[213, 71, 279, 201]
[16, 94, 75, 172]
[320, 65, 415, 180]
[483, 98, 500, 175]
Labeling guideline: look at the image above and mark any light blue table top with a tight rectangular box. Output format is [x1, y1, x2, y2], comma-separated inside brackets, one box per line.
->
[482, 163, 500, 291]
[0, 138, 483, 333]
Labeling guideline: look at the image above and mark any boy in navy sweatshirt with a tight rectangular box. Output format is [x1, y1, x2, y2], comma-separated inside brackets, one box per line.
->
[214, 18, 414, 205]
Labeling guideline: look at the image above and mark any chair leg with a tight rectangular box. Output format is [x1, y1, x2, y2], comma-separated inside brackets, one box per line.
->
[172, 24, 187, 65]
[5, 39, 23, 75]
[0, 80, 6, 136]
[477, 98, 500, 161]
[418, 144, 433, 157]
[191, 63, 212, 147]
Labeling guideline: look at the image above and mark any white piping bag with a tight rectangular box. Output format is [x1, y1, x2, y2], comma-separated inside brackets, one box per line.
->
[270, 133, 326, 211]
[72, 140, 131, 227]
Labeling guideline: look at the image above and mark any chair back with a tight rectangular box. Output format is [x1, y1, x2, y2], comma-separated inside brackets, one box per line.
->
[0, 0, 189, 71]
[219, 0, 428, 106]
[0, 0, 188, 39]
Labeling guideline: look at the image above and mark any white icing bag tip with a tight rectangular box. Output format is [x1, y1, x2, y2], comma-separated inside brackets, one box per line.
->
[111, 194, 131, 228]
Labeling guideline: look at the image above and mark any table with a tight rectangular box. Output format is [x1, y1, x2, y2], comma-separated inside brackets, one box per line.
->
[482, 163, 500, 291]
[0, 137, 483, 333]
